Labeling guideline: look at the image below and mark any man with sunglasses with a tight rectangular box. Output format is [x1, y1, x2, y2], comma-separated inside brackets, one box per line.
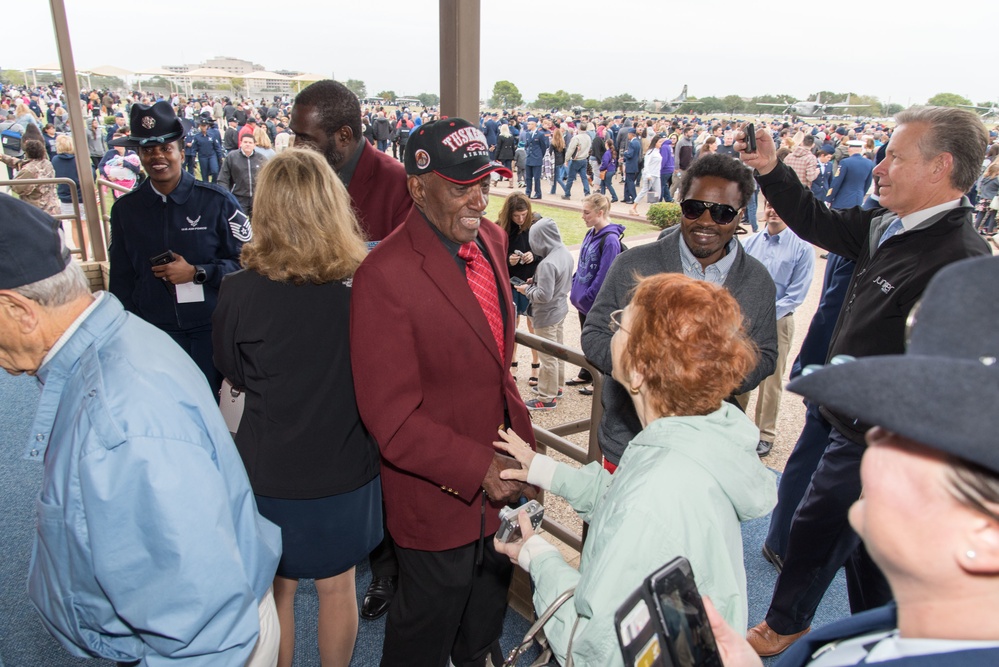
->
[109, 101, 249, 397]
[735, 107, 991, 658]
[581, 152, 778, 469]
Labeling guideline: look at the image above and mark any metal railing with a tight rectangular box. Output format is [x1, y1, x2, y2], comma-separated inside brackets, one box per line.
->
[514, 329, 604, 552]
[0, 177, 87, 258]
[96, 177, 133, 248]
[0, 176, 131, 261]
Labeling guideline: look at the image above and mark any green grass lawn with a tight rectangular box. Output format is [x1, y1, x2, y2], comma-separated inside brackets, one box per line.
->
[484, 197, 659, 246]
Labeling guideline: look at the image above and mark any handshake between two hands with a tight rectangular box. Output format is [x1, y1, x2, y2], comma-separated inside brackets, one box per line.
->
[486, 428, 543, 564]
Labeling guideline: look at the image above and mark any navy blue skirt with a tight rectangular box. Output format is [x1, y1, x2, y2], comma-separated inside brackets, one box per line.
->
[255, 475, 383, 580]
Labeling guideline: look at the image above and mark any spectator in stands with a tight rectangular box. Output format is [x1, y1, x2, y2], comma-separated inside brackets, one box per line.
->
[213, 149, 380, 667]
[219, 134, 269, 218]
[51, 134, 85, 247]
[494, 273, 776, 665]
[2, 138, 60, 218]
[98, 132, 141, 197]
[496, 123, 518, 188]
[87, 118, 108, 174]
[252, 125, 276, 159]
[599, 138, 619, 202]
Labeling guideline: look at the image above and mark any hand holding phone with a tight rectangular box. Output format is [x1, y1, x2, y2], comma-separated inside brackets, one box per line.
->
[743, 123, 757, 154]
[150, 250, 176, 266]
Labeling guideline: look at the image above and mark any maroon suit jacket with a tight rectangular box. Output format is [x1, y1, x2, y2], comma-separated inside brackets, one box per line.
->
[350, 207, 536, 551]
[347, 141, 413, 242]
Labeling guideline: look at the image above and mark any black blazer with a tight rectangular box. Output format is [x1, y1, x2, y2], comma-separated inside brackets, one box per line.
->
[213, 269, 379, 499]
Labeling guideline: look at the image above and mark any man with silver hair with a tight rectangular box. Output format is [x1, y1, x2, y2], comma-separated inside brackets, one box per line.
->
[0, 193, 282, 666]
[737, 106, 991, 658]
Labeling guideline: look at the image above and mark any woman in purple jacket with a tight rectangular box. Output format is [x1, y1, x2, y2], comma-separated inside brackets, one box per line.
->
[660, 136, 675, 202]
[598, 139, 619, 203]
[566, 193, 625, 394]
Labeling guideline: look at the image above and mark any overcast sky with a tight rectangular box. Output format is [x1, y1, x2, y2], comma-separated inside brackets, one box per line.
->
[11, 0, 994, 109]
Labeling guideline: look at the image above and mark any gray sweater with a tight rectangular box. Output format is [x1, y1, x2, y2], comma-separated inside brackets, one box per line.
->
[523, 217, 574, 329]
[581, 225, 778, 464]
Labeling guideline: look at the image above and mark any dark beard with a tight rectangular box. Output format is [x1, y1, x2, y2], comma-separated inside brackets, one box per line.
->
[323, 144, 344, 171]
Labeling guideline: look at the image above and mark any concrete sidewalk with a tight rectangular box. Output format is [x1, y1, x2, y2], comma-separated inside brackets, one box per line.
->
[488, 174, 662, 225]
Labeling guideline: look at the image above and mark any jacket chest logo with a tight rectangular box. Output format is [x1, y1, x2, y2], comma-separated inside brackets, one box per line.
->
[873, 275, 894, 294]
[187, 215, 201, 227]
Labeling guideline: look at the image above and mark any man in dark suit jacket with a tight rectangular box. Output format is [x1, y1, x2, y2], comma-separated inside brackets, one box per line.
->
[810, 144, 835, 203]
[290, 80, 413, 242]
[829, 141, 874, 209]
[482, 111, 499, 159]
[351, 118, 536, 667]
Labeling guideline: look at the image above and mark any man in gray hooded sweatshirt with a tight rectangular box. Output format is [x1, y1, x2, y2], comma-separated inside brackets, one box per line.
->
[516, 217, 574, 410]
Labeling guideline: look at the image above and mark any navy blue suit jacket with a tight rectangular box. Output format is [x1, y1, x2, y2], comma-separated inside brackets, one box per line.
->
[778, 603, 999, 666]
[810, 160, 834, 202]
[623, 137, 642, 173]
[829, 154, 874, 209]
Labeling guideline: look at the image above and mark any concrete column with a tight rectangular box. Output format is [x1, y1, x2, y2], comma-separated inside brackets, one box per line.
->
[438, 0, 480, 123]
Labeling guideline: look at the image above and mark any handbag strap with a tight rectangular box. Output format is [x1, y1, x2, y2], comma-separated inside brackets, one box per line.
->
[503, 587, 576, 666]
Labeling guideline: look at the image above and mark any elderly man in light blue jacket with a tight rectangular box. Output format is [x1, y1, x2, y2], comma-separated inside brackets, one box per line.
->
[0, 194, 281, 666]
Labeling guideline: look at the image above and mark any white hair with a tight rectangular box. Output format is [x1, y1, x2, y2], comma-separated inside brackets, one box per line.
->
[13, 261, 91, 307]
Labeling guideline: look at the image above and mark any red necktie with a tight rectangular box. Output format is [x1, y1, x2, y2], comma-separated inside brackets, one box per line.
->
[457, 242, 506, 360]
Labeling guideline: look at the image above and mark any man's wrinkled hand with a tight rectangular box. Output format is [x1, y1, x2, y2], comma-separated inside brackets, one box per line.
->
[482, 453, 526, 504]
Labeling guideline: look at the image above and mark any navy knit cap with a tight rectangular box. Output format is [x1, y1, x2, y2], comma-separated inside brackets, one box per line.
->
[0, 194, 69, 289]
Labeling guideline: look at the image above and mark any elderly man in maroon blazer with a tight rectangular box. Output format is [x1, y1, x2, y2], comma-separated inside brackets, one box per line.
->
[351, 118, 536, 667]
[290, 80, 413, 242]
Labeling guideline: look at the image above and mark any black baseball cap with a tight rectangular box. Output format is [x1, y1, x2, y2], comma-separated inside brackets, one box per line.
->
[404, 118, 512, 184]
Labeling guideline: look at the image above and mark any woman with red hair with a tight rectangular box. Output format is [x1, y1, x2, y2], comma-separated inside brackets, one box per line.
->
[494, 273, 777, 666]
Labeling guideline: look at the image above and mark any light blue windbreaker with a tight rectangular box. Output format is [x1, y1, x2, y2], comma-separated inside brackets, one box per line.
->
[526, 404, 777, 666]
[25, 293, 281, 666]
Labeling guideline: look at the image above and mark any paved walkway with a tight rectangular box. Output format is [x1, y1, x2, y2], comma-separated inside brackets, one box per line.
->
[489, 174, 659, 224]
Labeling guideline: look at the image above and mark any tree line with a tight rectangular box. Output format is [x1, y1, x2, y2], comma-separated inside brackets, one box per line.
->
[487, 80, 993, 117]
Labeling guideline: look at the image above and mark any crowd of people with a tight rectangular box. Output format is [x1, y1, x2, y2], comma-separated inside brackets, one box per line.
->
[1, 74, 998, 667]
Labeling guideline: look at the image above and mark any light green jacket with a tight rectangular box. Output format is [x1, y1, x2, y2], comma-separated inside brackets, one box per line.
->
[526, 403, 776, 666]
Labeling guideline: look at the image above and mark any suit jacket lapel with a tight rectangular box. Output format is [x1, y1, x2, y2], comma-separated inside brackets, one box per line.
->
[408, 213, 505, 367]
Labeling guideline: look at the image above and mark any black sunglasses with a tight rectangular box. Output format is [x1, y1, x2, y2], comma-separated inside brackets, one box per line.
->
[680, 199, 741, 224]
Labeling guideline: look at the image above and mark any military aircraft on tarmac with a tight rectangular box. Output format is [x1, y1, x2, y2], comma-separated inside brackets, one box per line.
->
[756, 93, 869, 118]
[960, 102, 999, 118]
[647, 85, 688, 113]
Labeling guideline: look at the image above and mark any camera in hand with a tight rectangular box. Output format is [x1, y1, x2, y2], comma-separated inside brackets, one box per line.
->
[495, 500, 544, 543]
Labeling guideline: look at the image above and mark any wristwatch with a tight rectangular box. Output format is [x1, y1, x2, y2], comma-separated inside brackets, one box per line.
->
[192, 266, 208, 285]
